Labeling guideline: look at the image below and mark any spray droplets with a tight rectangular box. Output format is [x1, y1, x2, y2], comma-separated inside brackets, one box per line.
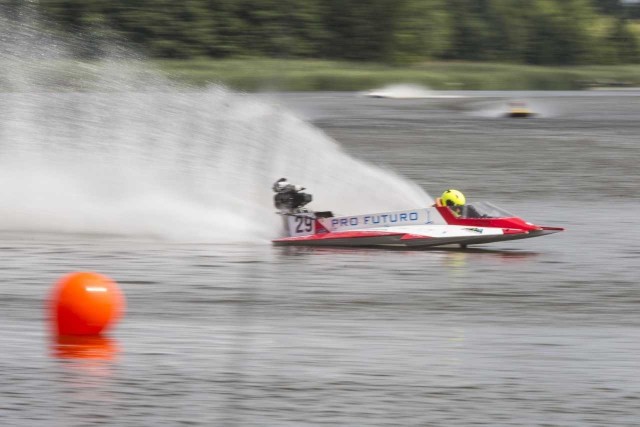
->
[0, 10, 430, 241]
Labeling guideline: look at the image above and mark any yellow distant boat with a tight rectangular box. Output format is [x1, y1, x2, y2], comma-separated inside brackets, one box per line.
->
[506, 101, 535, 118]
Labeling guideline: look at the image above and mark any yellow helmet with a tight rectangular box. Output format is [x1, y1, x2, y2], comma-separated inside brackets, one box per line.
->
[441, 189, 466, 207]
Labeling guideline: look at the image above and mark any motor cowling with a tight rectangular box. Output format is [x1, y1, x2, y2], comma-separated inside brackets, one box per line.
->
[274, 190, 312, 213]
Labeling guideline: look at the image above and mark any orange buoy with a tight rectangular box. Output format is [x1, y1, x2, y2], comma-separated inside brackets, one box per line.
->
[49, 272, 125, 336]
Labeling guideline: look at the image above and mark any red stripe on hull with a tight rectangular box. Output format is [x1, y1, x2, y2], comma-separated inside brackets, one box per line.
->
[274, 230, 403, 241]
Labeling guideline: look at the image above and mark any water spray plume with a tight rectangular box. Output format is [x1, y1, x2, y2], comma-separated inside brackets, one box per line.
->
[0, 7, 431, 242]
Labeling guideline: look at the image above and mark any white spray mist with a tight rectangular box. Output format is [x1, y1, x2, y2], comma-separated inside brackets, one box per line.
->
[0, 9, 431, 242]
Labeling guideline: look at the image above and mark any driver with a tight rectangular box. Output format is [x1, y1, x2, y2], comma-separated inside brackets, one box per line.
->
[273, 177, 312, 213]
[440, 189, 466, 217]
[440, 189, 482, 218]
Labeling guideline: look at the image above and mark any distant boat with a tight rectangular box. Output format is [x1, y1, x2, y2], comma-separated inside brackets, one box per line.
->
[362, 84, 462, 99]
[506, 101, 535, 118]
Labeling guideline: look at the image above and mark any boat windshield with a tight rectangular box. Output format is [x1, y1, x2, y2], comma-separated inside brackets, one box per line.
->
[450, 201, 516, 219]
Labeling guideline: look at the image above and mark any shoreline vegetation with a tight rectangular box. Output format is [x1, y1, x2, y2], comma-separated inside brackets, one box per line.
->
[4, 59, 640, 92]
[154, 59, 640, 91]
[7, 2, 640, 92]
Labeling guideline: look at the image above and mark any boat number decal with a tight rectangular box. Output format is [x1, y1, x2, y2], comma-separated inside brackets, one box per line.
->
[295, 216, 313, 233]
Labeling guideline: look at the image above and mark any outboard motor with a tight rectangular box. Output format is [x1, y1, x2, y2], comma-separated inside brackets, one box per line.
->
[272, 178, 313, 214]
[274, 191, 312, 213]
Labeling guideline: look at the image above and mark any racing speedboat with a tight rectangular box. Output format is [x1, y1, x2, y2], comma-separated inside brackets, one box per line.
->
[272, 199, 563, 249]
[506, 101, 535, 118]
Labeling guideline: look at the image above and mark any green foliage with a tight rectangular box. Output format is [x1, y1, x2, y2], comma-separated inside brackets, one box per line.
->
[390, 0, 452, 63]
[320, 0, 400, 61]
[606, 18, 640, 63]
[153, 59, 640, 91]
[28, 0, 640, 65]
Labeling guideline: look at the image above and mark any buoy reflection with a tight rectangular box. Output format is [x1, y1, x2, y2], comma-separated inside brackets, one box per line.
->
[52, 334, 119, 361]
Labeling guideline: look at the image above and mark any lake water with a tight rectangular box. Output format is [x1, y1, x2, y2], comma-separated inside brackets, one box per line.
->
[1, 91, 639, 426]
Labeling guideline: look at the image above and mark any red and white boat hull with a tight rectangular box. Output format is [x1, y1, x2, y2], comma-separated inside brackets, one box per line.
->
[273, 202, 563, 249]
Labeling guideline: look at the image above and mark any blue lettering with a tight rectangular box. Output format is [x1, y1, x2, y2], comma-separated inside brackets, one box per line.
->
[340, 218, 348, 226]
[372, 216, 380, 224]
[399, 213, 408, 221]
[409, 212, 418, 221]
[331, 219, 339, 227]
[364, 216, 370, 224]
[381, 214, 388, 222]
[389, 214, 398, 223]
[350, 218, 358, 226]
[424, 211, 431, 224]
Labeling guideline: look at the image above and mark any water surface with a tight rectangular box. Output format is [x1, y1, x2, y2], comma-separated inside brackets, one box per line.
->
[2, 91, 639, 426]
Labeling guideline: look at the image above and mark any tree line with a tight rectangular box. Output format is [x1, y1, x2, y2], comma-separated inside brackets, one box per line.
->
[16, 0, 640, 64]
